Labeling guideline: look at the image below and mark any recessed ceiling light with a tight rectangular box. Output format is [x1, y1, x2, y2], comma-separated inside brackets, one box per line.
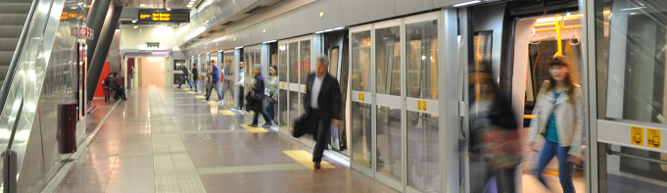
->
[166, 8, 171, 11]
[187, 5, 193, 7]
[188, 1, 194, 4]
[134, 26, 138, 29]
[140, 4, 146, 7]
[132, 20, 137, 23]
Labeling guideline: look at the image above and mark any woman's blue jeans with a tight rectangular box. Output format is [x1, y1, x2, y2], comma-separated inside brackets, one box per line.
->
[536, 140, 576, 193]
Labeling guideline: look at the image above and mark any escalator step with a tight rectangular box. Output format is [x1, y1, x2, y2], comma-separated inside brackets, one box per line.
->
[0, 26, 22, 38]
[0, 51, 13, 66]
[0, 14, 28, 26]
[0, 3, 32, 14]
[0, 0, 33, 3]
[0, 66, 8, 80]
[0, 38, 19, 52]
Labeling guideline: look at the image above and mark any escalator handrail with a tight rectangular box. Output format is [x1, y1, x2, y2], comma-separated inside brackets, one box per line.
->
[0, 0, 40, 119]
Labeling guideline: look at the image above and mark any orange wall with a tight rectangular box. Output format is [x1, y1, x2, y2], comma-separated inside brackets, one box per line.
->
[93, 61, 110, 98]
[140, 58, 165, 87]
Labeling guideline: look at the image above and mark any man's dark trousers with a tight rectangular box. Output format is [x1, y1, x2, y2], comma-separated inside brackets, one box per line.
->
[308, 109, 330, 163]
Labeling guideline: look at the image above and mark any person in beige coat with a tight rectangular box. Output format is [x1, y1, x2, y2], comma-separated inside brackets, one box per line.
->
[529, 55, 584, 193]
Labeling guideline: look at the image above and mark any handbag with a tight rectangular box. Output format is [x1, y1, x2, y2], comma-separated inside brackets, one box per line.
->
[292, 114, 310, 138]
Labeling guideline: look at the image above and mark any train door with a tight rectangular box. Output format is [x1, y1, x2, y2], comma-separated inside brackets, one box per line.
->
[458, 1, 588, 193]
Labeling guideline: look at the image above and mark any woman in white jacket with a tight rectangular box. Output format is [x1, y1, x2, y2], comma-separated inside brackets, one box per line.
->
[529, 55, 584, 193]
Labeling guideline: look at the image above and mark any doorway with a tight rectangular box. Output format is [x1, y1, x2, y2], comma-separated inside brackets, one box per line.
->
[138, 57, 166, 87]
[458, 1, 586, 193]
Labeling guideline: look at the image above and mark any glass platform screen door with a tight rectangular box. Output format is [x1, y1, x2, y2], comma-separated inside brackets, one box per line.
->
[403, 12, 441, 193]
[373, 18, 404, 191]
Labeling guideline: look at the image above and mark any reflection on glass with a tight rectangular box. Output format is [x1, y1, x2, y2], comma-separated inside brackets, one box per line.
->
[376, 106, 402, 181]
[406, 20, 438, 99]
[596, 1, 667, 192]
[289, 42, 298, 83]
[300, 40, 311, 84]
[279, 43, 288, 82]
[376, 26, 401, 96]
[289, 91, 300, 132]
[351, 102, 372, 168]
[407, 111, 440, 192]
[352, 31, 371, 92]
[224, 51, 235, 107]
[279, 89, 288, 128]
[469, 32, 493, 104]
[330, 47, 339, 77]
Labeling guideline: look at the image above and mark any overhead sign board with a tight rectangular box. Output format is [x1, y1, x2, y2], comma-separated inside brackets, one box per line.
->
[138, 9, 189, 23]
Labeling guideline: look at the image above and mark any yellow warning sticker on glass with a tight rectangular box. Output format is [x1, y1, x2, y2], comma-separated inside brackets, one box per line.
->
[417, 100, 422, 111]
[631, 126, 644, 146]
[647, 128, 661, 149]
[422, 100, 427, 111]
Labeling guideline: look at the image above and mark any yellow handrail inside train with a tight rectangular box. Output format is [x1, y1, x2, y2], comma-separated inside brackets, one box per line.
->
[554, 15, 563, 57]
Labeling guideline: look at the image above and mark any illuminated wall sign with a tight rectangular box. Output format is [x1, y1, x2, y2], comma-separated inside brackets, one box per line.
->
[137, 9, 189, 23]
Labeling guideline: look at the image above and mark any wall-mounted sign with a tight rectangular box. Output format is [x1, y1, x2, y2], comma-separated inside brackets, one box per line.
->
[71, 27, 93, 39]
[147, 42, 160, 47]
[138, 9, 189, 23]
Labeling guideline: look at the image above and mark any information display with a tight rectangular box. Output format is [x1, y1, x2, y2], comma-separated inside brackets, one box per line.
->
[138, 9, 189, 23]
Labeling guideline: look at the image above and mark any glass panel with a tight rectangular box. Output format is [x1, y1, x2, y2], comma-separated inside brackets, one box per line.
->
[300, 40, 311, 84]
[595, 1, 667, 192]
[598, 143, 667, 192]
[279, 89, 289, 129]
[597, 2, 667, 123]
[279, 43, 288, 82]
[375, 26, 401, 96]
[352, 31, 371, 92]
[376, 106, 402, 180]
[407, 111, 439, 192]
[289, 91, 300, 132]
[406, 20, 438, 99]
[289, 42, 298, 83]
[351, 101, 372, 168]
[330, 48, 340, 78]
[224, 51, 235, 107]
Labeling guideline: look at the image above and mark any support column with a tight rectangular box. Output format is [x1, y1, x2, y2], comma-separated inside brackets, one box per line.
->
[85, 0, 111, 67]
[86, 6, 122, 102]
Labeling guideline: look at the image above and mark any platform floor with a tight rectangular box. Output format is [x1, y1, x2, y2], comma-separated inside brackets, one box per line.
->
[54, 86, 396, 193]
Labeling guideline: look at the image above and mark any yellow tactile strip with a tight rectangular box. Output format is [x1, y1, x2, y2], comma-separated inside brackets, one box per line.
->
[219, 110, 236, 116]
[241, 124, 269, 133]
[283, 150, 335, 169]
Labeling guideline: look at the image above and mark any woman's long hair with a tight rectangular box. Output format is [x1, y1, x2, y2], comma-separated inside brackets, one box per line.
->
[541, 55, 576, 104]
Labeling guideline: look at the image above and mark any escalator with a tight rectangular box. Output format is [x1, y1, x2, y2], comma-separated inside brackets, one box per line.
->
[0, 0, 31, 87]
[0, 0, 83, 192]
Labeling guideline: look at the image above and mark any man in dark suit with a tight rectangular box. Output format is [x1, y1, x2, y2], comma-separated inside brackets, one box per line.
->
[303, 54, 342, 169]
